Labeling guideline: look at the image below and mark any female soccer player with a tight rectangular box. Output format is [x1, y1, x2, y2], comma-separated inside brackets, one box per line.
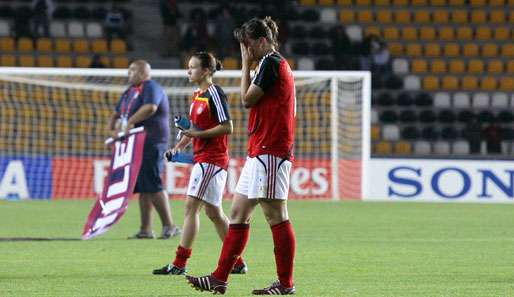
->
[152, 52, 247, 276]
[187, 17, 297, 295]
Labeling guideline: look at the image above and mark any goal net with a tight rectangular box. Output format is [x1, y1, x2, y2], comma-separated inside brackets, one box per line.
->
[0, 68, 370, 200]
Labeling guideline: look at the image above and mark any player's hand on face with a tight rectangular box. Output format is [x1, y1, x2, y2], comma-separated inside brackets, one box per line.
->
[240, 42, 251, 65]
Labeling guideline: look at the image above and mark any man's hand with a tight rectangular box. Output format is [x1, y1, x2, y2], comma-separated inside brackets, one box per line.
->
[122, 122, 135, 137]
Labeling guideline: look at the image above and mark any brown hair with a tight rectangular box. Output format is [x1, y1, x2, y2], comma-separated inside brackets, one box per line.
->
[233, 16, 279, 47]
[191, 51, 222, 74]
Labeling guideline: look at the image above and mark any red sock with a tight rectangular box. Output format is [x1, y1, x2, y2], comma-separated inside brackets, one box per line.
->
[172, 245, 192, 269]
[212, 224, 250, 282]
[234, 256, 245, 266]
[271, 220, 296, 288]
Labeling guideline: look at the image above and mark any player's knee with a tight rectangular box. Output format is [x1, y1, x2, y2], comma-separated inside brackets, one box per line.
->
[204, 206, 223, 221]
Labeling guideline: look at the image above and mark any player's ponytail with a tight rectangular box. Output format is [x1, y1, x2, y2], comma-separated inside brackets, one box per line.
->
[192, 51, 221, 75]
[263, 16, 278, 47]
[234, 16, 279, 48]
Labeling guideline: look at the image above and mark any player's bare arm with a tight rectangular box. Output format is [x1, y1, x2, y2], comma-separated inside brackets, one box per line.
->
[240, 43, 264, 108]
[183, 120, 233, 139]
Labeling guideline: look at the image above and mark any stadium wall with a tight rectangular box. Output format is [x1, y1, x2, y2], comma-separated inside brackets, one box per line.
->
[364, 159, 514, 203]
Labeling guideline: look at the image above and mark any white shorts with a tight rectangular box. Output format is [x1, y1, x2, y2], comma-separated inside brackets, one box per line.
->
[235, 154, 292, 200]
[187, 163, 227, 207]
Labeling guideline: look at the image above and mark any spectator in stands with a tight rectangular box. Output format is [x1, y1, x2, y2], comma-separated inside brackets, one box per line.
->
[465, 117, 482, 154]
[104, 4, 126, 40]
[14, 7, 33, 38]
[31, 0, 54, 38]
[483, 122, 503, 154]
[159, 0, 180, 57]
[214, 5, 235, 59]
[360, 34, 390, 74]
[182, 10, 208, 52]
[330, 25, 355, 70]
[89, 54, 106, 68]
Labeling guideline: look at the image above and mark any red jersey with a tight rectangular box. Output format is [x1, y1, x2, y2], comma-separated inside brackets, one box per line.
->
[248, 52, 296, 160]
[190, 84, 231, 169]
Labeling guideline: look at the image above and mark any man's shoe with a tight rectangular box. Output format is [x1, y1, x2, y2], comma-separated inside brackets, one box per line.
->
[252, 281, 295, 295]
[186, 274, 227, 295]
[231, 261, 248, 274]
[159, 225, 182, 239]
[128, 230, 155, 239]
[152, 264, 186, 275]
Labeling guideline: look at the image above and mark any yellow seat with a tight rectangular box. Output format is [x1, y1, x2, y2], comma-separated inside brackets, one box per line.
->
[113, 56, 129, 68]
[55, 38, 71, 52]
[456, 27, 473, 40]
[56, 55, 73, 67]
[424, 43, 441, 57]
[420, 27, 436, 40]
[401, 27, 417, 41]
[481, 77, 497, 91]
[394, 10, 411, 23]
[414, 11, 430, 23]
[462, 76, 478, 90]
[448, 0, 465, 3]
[499, 77, 514, 91]
[371, 125, 381, 141]
[470, 11, 487, 23]
[76, 55, 91, 68]
[339, 10, 354, 23]
[110, 39, 127, 54]
[411, 59, 428, 73]
[392, 0, 409, 4]
[374, 0, 391, 5]
[470, 0, 486, 5]
[376, 10, 392, 23]
[36, 38, 52, 52]
[441, 75, 458, 90]
[375, 141, 392, 154]
[494, 27, 510, 41]
[468, 59, 484, 73]
[489, 10, 506, 23]
[0, 37, 15, 51]
[356, 0, 372, 4]
[431, 59, 447, 73]
[394, 141, 412, 155]
[430, 0, 446, 4]
[37, 55, 54, 67]
[18, 37, 33, 51]
[439, 27, 455, 41]
[462, 43, 479, 57]
[507, 61, 514, 73]
[19, 55, 35, 67]
[443, 43, 460, 57]
[73, 39, 89, 53]
[388, 42, 403, 55]
[337, 0, 353, 4]
[319, 0, 335, 4]
[222, 57, 238, 70]
[411, 0, 427, 5]
[489, 0, 505, 4]
[501, 44, 514, 57]
[487, 59, 504, 74]
[91, 39, 108, 53]
[1, 54, 16, 66]
[300, 0, 316, 5]
[365, 26, 381, 36]
[406, 43, 422, 56]
[432, 10, 449, 23]
[451, 10, 468, 24]
[100, 56, 111, 68]
[510, 11, 514, 23]
[482, 43, 498, 57]
[475, 27, 492, 40]
[357, 10, 373, 23]
[383, 27, 399, 40]
[449, 59, 465, 73]
[423, 76, 440, 90]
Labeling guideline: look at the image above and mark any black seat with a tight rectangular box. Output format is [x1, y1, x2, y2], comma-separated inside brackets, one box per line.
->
[315, 58, 334, 70]
[309, 25, 327, 39]
[301, 9, 320, 22]
[415, 92, 433, 106]
[477, 110, 495, 123]
[402, 126, 420, 140]
[438, 109, 456, 123]
[379, 110, 398, 123]
[399, 109, 417, 123]
[384, 74, 403, 89]
[311, 42, 330, 56]
[441, 126, 458, 140]
[376, 92, 395, 106]
[91, 7, 107, 20]
[497, 110, 514, 123]
[421, 126, 439, 140]
[73, 6, 91, 19]
[291, 42, 310, 55]
[53, 6, 72, 19]
[457, 110, 475, 123]
[396, 92, 414, 106]
[0, 6, 14, 18]
[291, 25, 307, 39]
[503, 127, 514, 140]
[419, 110, 436, 123]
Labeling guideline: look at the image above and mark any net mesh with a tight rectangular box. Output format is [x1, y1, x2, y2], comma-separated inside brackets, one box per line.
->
[0, 69, 369, 200]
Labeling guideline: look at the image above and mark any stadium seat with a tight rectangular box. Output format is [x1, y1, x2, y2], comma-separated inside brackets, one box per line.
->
[497, 110, 514, 123]
[19, 55, 35, 67]
[339, 10, 354, 23]
[85, 22, 103, 38]
[406, 43, 422, 56]
[376, 10, 393, 23]
[55, 38, 71, 52]
[431, 0, 447, 5]
[91, 39, 108, 53]
[423, 76, 439, 91]
[414, 10, 430, 23]
[451, 10, 468, 23]
[438, 109, 456, 123]
[375, 0, 391, 5]
[449, 59, 465, 73]
[499, 77, 514, 91]
[402, 126, 420, 140]
[0, 37, 14, 51]
[376, 92, 395, 106]
[421, 126, 439, 140]
[439, 27, 455, 41]
[478, 110, 495, 123]
[55, 55, 72, 67]
[68, 21, 85, 38]
[320, 8, 337, 23]
[411, 0, 428, 5]
[113, 56, 129, 68]
[453, 92, 471, 108]
[404, 75, 421, 90]
[399, 109, 417, 122]
[490, 10, 506, 23]
[36, 38, 53, 52]
[18, 37, 33, 52]
[371, 125, 381, 141]
[50, 21, 66, 37]
[457, 27, 473, 40]
[73, 39, 89, 53]
[393, 0, 409, 5]
[433, 141, 451, 154]
[411, 59, 427, 73]
[472, 92, 490, 108]
[481, 77, 498, 91]
[508, 61, 514, 73]
[392, 58, 409, 74]
[462, 76, 479, 90]
[432, 10, 449, 23]
[431, 59, 447, 73]
[452, 141, 470, 154]
[382, 124, 400, 141]
[375, 141, 392, 154]
[470, 10, 487, 23]
[501, 44, 514, 57]
[416, 92, 434, 107]
[365, 26, 381, 37]
[320, 0, 336, 5]
[441, 75, 459, 90]
[394, 141, 412, 155]
[441, 126, 458, 140]
[380, 110, 398, 123]
[494, 27, 510, 41]
[470, 0, 486, 6]
[222, 57, 238, 70]
[458, 110, 475, 122]
[383, 27, 399, 41]
[443, 43, 460, 57]
[487, 60, 504, 74]
[75, 55, 91, 68]
[394, 10, 411, 23]
[424, 43, 441, 57]
[491, 92, 509, 108]
[37, 55, 54, 67]
[434, 92, 451, 107]
[468, 59, 484, 73]
[0, 20, 10, 36]
[475, 27, 492, 40]
[396, 92, 414, 106]
[414, 140, 431, 154]
[419, 110, 437, 123]
[0, 54, 15, 66]
[388, 42, 403, 55]
[401, 27, 417, 41]
[345, 25, 362, 41]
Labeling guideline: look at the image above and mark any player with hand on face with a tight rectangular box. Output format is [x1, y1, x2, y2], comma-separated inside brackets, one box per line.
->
[153, 52, 247, 276]
[186, 17, 297, 295]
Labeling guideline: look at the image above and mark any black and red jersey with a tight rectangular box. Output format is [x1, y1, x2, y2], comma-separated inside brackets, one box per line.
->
[190, 84, 231, 169]
[248, 52, 296, 160]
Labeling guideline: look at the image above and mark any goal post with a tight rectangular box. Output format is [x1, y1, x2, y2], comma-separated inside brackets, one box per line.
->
[0, 67, 371, 201]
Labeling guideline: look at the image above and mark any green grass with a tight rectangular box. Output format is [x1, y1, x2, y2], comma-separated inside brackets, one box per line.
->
[2, 200, 514, 296]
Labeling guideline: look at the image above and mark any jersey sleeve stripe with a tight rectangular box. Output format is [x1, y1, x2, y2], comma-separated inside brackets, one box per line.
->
[208, 85, 228, 122]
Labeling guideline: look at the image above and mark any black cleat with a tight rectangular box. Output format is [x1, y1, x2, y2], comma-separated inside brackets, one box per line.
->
[152, 264, 186, 275]
[252, 281, 295, 295]
[186, 274, 227, 295]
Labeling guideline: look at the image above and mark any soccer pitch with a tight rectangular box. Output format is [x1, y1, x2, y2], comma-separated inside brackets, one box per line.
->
[1, 200, 514, 297]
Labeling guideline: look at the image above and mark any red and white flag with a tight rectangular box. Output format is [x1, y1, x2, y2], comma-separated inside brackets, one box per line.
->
[82, 128, 146, 240]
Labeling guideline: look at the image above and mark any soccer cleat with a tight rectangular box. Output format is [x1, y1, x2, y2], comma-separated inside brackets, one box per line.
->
[231, 261, 248, 274]
[152, 264, 186, 275]
[186, 274, 227, 295]
[159, 225, 182, 239]
[252, 281, 296, 295]
[128, 230, 155, 239]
